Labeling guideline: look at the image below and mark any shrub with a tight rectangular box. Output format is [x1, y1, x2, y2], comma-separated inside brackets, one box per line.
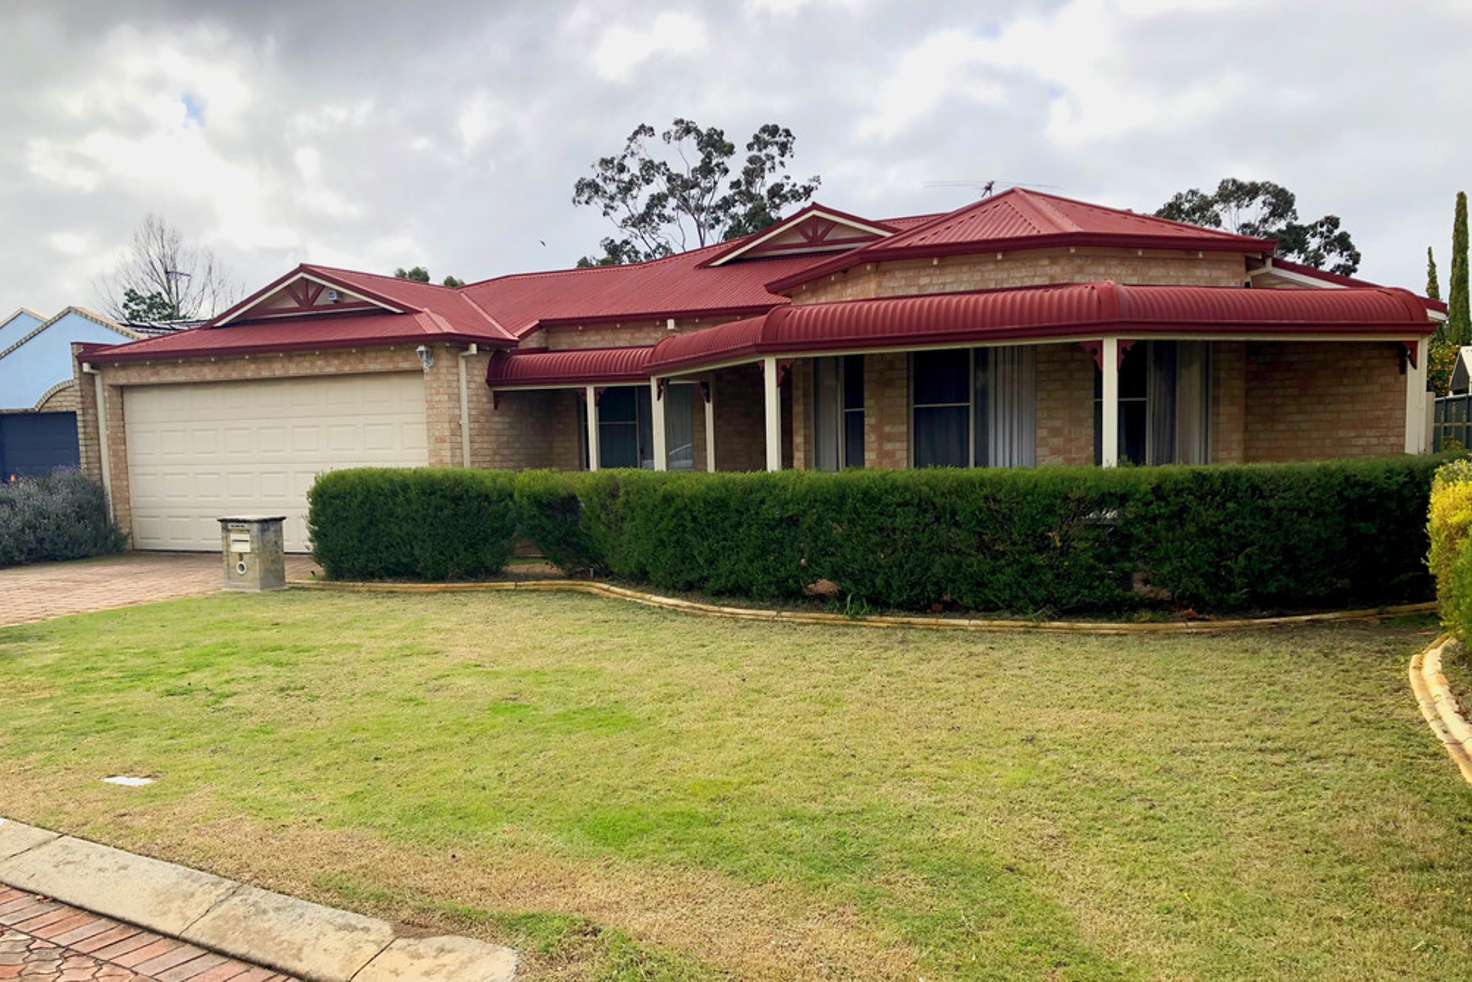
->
[1430, 458, 1472, 638]
[0, 470, 124, 568]
[518, 457, 1445, 614]
[307, 468, 517, 580]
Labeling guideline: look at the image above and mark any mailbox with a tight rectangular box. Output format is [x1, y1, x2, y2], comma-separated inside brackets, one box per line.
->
[218, 515, 286, 592]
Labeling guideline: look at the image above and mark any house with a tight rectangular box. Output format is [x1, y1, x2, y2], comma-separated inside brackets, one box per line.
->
[0, 306, 142, 479]
[73, 188, 1444, 552]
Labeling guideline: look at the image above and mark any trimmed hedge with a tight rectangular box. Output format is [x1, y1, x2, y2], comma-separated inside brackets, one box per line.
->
[308, 468, 517, 580]
[516, 458, 1445, 614]
[1430, 458, 1472, 639]
[0, 470, 124, 568]
[312, 458, 1445, 613]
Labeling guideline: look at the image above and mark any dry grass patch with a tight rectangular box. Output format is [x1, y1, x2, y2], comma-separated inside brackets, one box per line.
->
[1, 592, 1469, 979]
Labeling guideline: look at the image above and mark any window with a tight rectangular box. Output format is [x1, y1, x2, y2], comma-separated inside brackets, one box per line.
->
[911, 348, 1036, 468]
[1094, 341, 1210, 465]
[813, 355, 865, 470]
[597, 386, 654, 468]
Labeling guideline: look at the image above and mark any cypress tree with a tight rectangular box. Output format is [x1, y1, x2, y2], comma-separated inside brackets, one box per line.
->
[1450, 192, 1470, 345]
[1427, 246, 1441, 300]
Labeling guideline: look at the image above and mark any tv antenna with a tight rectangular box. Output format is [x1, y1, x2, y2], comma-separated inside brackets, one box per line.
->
[923, 179, 1062, 199]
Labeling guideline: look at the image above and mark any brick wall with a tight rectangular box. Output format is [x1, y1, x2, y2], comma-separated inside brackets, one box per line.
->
[1035, 343, 1095, 466]
[1210, 342, 1246, 464]
[1243, 341, 1406, 461]
[864, 353, 909, 469]
[788, 247, 1248, 305]
[32, 381, 80, 413]
[540, 315, 747, 351]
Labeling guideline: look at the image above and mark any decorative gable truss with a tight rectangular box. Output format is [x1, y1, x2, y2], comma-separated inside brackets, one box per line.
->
[214, 270, 403, 326]
[703, 205, 898, 266]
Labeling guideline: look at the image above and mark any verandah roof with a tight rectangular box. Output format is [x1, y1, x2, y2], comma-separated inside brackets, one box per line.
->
[644, 281, 1437, 376]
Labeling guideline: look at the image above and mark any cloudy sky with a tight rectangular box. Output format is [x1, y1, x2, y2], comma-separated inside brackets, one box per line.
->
[3, 0, 1469, 316]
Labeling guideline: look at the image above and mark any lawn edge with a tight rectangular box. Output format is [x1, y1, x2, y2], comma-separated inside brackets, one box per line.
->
[1409, 634, 1472, 784]
[291, 577, 1435, 635]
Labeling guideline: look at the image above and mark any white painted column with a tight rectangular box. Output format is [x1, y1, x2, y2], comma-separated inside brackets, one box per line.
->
[763, 356, 782, 472]
[703, 379, 716, 472]
[651, 377, 668, 471]
[584, 385, 600, 471]
[1406, 338, 1429, 454]
[87, 367, 114, 519]
[1100, 338, 1119, 468]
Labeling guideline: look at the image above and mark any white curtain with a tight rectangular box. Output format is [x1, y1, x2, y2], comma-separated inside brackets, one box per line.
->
[1174, 342, 1209, 465]
[665, 384, 695, 470]
[813, 358, 840, 471]
[987, 346, 1036, 467]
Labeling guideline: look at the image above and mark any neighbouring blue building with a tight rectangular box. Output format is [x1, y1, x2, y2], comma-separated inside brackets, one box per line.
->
[0, 306, 139, 479]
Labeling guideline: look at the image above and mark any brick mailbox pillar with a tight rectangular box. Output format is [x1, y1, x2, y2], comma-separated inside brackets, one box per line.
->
[218, 515, 287, 592]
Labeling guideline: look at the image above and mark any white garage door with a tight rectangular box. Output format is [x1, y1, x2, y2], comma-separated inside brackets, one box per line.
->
[124, 373, 428, 552]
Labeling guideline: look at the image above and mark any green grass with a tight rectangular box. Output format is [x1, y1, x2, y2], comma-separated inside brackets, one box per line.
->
[0, 594, 1469, 980]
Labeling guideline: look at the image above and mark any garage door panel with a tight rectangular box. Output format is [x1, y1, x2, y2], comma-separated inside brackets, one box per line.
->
[125, 373, 427, 552]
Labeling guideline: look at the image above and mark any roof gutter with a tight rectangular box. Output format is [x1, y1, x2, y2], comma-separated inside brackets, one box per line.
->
[84, 330, 516, 365]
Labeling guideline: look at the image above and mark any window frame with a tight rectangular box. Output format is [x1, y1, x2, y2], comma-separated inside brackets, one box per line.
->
[909, 348, 977, 469]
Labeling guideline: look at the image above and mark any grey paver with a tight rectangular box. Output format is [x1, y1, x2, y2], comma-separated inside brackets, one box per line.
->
[0, 836, 239, 936]
[355, 935, 518, 982]
[0, 820, 59, 862]
[181, 885, 393, 982]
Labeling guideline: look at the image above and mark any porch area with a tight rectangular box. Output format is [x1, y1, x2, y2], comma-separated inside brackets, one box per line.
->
[484, 282, 1435, 473]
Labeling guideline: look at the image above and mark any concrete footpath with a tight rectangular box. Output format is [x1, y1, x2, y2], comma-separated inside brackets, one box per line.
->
[0, 820, 516, 982]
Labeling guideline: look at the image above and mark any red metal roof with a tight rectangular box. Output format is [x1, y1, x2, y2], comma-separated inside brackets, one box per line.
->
[458, 211, 943, 339]
[646, 282, 1434, 375]
[766, 188, 1279, 293]
[85, 311, 502, 364]
[485, 345, 654, 388]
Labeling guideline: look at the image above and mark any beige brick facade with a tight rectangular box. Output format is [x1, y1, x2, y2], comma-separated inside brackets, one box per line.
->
[787, 247, 1247, 306]
[1243, 341, 1405, 461]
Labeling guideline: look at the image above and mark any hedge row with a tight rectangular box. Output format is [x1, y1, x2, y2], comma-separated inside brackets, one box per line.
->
[1429, 458, 1472, 639]
[313, 457, 1446, 613]
[0, 471, 124, 568]
[307, 468, 517, 580]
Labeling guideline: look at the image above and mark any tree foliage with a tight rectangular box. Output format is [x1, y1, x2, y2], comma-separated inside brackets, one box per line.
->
[572, 119, 820, 267]
[1428, 246, 1442, 301]
[97, 214, 236, 322]
[394, 267, 465, 288]
[1155, 178, 1361, 275]
[1450, 192, 1470, 347]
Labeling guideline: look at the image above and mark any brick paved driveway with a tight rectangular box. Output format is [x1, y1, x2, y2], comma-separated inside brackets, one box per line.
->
[0, 554, 319, 628]
[0, 886, 291, 981]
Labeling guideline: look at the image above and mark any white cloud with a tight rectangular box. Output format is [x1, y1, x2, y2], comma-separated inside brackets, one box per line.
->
[456, 90, 500, 153]
[46, 231, 95, 257]
[590, 11, 707, 82]
[858, 0, 1254, 146]
[746, 0, 866, 13]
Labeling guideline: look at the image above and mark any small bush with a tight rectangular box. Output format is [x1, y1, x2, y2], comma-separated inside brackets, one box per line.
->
[1430, 458, 1472, 639]
[0, 470, 124, 568]
[307, 468, 517, 580]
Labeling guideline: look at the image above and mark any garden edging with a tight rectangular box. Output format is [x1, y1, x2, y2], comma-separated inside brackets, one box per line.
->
[291, 577, 1434, 635]
[1409, 634, 1472, 784]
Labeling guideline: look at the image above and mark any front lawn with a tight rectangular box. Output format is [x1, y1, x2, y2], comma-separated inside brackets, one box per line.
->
[1, 593, 1468, 979]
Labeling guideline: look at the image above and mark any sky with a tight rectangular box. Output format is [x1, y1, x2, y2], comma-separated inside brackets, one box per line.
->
[3, 0, 1469, 316]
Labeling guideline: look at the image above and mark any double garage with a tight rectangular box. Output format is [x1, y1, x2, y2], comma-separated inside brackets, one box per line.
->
[121, 372, 428, 552]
